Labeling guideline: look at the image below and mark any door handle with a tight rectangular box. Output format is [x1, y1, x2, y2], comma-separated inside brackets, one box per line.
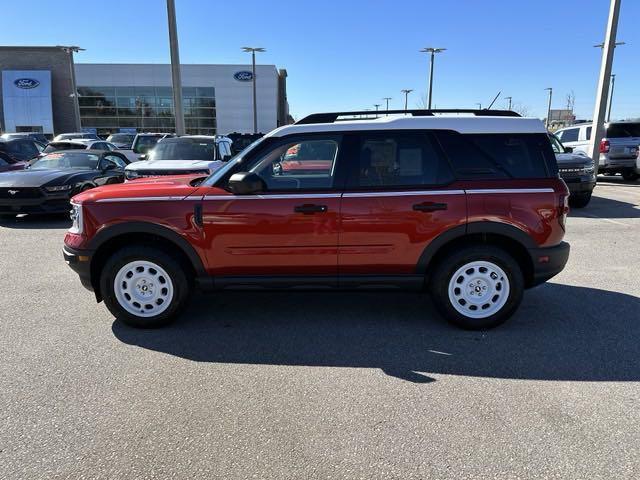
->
[413, 202, 448, 212]
[294, 204, 328, 214]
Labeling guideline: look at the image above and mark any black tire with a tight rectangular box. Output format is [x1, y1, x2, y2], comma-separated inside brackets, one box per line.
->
[568, 192, 592, 208]
[621, 171, 639, 181]
[429, 245, 524, 330]
[100, 246, 190, 328]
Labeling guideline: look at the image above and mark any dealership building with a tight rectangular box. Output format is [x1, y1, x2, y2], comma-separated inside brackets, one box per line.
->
[0, 46, 291, 138]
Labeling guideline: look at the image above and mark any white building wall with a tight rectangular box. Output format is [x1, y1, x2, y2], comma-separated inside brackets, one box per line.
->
[2, 70, 54, 134]
[74, 63, 280, 134]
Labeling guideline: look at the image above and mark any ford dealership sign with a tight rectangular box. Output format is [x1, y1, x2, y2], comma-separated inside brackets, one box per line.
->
[233, 71, 253, 82]
[14, 78, 40, 89]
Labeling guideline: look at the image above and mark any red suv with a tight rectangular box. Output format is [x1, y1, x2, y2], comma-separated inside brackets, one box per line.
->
[63, 110, 570, 330]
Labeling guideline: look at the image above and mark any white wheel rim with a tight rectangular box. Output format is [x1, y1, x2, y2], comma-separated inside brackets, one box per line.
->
[447, 260, 510, 319]
[113, 260, 174, 317]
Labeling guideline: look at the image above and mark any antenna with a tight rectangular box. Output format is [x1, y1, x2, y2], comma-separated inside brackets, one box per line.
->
[487, 91, 501, 110]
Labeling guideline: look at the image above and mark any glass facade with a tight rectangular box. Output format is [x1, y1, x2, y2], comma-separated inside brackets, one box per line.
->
[77, 86, 216, 137]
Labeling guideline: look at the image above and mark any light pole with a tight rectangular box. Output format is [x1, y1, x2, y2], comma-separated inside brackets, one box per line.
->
[401, 89, 413, 112]
[607, 74, 616, 122]
[374, 104, 381, 118]
[242, 47, 266, 134]
[58, 45, 84, 132]
[505, 96, 513, 110]
[590, 0, 622, 172]
[544, 87, 553, 129]
[166, 0, 185, 135]
[420, 47, 446, 109]
[383, 97, 392, 114]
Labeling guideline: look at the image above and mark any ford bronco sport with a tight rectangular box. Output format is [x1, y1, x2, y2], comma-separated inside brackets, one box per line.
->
[63, 109, 570, 330]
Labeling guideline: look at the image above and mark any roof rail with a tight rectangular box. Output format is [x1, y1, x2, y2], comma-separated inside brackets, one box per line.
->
[296, 109, 521, 125]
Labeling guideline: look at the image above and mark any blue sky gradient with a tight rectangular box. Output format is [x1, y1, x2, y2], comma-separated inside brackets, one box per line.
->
[1, 0, 638, 120]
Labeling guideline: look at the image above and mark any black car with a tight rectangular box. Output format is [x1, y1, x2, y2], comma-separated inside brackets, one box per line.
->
[548, 133, 596, 208]
[0, 149, 129, 216]
[0, 138, 46, 163]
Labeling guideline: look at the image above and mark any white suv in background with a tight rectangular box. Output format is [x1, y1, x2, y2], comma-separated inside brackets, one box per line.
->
[124, 135, 233, 180]
[555, 122, 640, 180]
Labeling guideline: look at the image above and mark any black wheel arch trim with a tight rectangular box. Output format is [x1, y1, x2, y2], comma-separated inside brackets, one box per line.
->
[87, 221, 207, 277]
[416, 221, 537, 274]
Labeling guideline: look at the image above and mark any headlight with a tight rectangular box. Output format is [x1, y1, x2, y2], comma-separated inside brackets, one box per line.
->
[45, 184, 73, 192]
[69, 202, 84, 234]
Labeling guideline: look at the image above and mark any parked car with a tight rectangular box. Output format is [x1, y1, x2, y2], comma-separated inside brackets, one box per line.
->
[64, 109, 570, 330]
[0, 132, 49, 144]
[106, 133, 136, 149]
[0, 150, 128, 217]
[548, 133, 595, 208]
[132, 133, 175, 158]
[227, 132, 264, 155]
[124, 135, 232, 180]
[43, 140, 118, 154]
[555, 122, 639, 180]
[53, 132, 100, 142]
[0, 138, 45, 163]
[0, 151, 27, 172]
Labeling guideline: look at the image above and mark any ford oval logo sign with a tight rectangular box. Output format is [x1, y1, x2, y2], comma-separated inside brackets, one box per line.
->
[14, 78, 40, 89]
[233, 71, 253, 82]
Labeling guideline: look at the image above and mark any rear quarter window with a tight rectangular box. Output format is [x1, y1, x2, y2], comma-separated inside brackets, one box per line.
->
[435, 131, 555, 179]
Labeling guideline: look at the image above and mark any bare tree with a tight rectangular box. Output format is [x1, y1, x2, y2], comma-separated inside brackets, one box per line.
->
[511, 102, 531, 117]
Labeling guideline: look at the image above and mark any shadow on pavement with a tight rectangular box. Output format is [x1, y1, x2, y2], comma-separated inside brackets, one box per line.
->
[570, 190, 640, 219]
[0, 214, 70, 229]
[112, 283, 640, 383]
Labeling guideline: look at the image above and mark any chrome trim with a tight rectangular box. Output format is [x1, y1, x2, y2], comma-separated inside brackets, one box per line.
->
[203, 193, 342, 201]
[343, 190, 464, 198]
[465, 188, 555, 194]
[95, 196, 187, 203]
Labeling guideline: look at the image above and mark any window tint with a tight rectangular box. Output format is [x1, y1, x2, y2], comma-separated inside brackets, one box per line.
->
[465, 134, 551, 179]
[606, 123, 640, 138]
[559, 128, 579, 143]
[0, 157, 8, 166]
[434, 131, 508, 180]
[247, 138, 339, 191]
[347, 132, 453, 188]
[586, 127, 592, 140]
[103, 154, 127, 168]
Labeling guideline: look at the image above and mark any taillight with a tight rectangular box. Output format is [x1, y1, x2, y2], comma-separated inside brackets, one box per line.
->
[558, 194, 569, 230]
[599, 139, 610, 153]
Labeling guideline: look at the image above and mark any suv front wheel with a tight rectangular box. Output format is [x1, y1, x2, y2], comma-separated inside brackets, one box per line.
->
[430, 246, 524, 330]
[100, 246, 190, 328]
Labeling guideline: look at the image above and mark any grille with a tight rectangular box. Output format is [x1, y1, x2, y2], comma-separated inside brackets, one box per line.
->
[0, 187, 43, 199]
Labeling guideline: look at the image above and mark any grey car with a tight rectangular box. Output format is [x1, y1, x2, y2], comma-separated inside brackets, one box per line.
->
[549, 133, 595, 208]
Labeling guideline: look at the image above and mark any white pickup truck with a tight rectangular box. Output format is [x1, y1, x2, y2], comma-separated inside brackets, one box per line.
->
[555, 122, 640, 180]
[124, 135, 232, 180]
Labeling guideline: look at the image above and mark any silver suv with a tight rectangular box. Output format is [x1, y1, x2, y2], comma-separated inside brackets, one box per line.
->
[555, 122, 640, 180]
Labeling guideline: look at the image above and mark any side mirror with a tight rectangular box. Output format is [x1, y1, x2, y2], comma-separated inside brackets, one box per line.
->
[102, 163, 117, 172]
[138, 154, 148, 160]
[564, 146, 574, 153]
[228, 172, 266, 195]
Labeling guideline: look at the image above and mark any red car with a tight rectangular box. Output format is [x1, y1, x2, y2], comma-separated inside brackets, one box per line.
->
[64, 109, 570, 330]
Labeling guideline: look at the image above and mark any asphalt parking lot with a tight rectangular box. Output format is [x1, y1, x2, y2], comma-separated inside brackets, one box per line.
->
[1, 178, 639, 479]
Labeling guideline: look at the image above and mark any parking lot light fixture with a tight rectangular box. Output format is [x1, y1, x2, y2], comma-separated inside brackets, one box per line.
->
[57, 46, 85, 131]
[420, 47, 446, 109]
[544, 88, 553, 129]
[505, 96, 513, 110]
[401, 89, 413, 112]
[475, 103, 482, 110]
[374, 104, 381, 118]
[383, 97, 392, 115]
[166, 0, 185, 136]
[242, 47, 266, 134]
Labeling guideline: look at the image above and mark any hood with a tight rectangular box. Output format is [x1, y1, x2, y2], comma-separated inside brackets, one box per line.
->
[0, 168, 90, 188]
[125, 159, 223, 171]
[73, 174, 201, 204]
[555, 152, 593, 166]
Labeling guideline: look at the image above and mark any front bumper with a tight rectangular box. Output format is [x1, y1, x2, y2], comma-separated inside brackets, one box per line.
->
[0, 193, 71, 214]
[560, 174, 596, 194]
[527, 241, 570, 287]
[63, 245, 94, 292]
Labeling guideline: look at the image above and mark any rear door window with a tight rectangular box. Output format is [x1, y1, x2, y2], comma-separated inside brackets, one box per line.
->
[346, 132, 454, 188]
[559, 128, 579, 143]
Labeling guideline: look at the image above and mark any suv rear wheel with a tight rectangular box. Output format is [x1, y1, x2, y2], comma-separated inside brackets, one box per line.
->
[100, 246, 189, 328]
[430, 246, 524, 330]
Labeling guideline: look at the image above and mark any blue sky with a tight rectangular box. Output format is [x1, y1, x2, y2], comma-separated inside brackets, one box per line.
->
[1, 0, 638, 120]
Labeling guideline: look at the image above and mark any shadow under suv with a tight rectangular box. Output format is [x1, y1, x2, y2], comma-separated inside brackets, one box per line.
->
[63, 109, 570, 330]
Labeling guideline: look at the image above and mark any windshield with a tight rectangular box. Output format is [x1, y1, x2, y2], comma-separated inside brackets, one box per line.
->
[107, 134, 135, 144]
[203, 137, 266, 186]
[30, 152, 99, 170]
[150, 139, 217, 161]
[548, 134, 564, 154]
[133, 136, 163, 154]
[606, 123, 640, 138]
